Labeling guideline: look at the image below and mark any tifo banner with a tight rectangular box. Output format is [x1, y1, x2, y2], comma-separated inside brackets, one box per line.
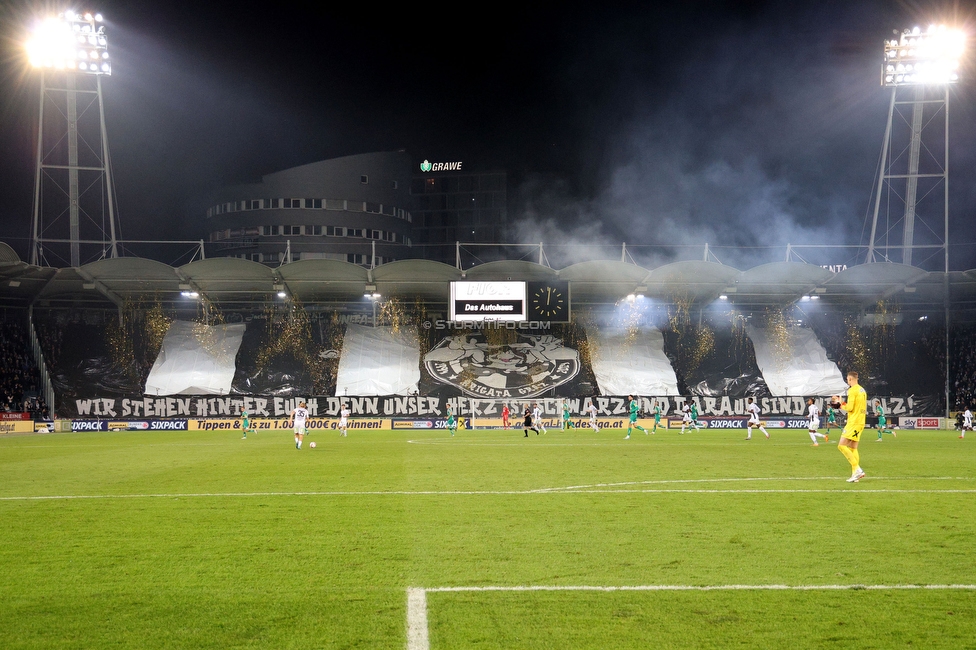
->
[64, 394, 941, 419]
[422, 332, 584, 398]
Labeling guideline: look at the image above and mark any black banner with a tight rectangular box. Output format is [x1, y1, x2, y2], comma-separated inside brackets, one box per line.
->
[65, 394, 940, 419]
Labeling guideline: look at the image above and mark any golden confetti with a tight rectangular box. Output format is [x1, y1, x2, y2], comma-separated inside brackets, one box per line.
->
[764, 308, 793, 370]
[665, 291, 715, 376]
[253, 298, 337, 393]
[105, 296, 174, 382]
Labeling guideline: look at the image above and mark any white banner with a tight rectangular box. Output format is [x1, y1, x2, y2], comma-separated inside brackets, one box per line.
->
[746, 325, 848, 397]
[336, 324, 420, 396]
[585, 325, 679, 396]
[144, 321, 245, 395]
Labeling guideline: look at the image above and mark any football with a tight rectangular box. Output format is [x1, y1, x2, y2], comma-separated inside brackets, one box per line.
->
[309, 442, 316, 449]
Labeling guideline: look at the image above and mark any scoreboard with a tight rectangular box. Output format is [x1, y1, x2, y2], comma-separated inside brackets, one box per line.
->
[449, 281, 571, 323]
[450, 282, 526, 322]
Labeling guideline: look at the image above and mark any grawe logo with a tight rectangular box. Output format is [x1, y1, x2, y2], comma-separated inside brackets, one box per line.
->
[420, 160, 463, 172]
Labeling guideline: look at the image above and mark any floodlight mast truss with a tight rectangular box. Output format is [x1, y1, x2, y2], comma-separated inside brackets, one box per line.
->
[28, 10, 118, 267]
[868, 25, 963, 269]
[869, 24, 965, 420]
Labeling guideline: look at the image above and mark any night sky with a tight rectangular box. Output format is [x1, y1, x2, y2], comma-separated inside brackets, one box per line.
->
[1, 0, 975, 269]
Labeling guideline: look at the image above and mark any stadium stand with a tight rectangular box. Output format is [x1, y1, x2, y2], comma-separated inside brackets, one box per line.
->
[0, 318, 41, 414]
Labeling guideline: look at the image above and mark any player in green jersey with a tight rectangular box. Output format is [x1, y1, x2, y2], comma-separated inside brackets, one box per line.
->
[240, 408, 255, 439]
[825, 404, 838, 436]
[873, 399, 896, 440]
[446, 402, 458, 436]
[624, 395, 649, 439]
[690, 402, 702, 430]
[652, 402, 662, 433]
[562, 402, 575, 429]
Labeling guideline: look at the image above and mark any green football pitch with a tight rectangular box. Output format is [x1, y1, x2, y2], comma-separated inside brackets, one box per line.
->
[1, 427, 974, 649]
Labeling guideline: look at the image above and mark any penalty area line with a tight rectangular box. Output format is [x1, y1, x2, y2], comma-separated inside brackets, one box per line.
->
[406, 584, 976, 650]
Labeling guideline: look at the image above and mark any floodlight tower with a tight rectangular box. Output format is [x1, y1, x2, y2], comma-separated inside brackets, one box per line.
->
[867, 25, 965, 269]
[25, 10, 117, 267]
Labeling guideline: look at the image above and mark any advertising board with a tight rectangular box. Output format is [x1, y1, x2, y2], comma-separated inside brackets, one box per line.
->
[450, 281, 526, 322]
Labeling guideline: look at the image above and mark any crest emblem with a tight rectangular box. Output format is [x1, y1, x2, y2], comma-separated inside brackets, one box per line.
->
[423, 333, 580, 398]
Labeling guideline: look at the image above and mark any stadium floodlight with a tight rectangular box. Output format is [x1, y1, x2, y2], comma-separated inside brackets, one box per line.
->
[26, 11, 111, 75]
[872, 23, 966, 419]
[26, 10, 118, 268]
[882, 25, 964, 86]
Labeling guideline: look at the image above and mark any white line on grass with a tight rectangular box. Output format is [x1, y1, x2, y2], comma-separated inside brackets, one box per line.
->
[406, 588, 429, 650]
[405, 583, 976, 650]
[3, 488, 976, 501]
[527, 476, 971, 492]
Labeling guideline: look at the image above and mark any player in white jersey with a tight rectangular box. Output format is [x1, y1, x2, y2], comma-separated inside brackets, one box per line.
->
[678, 402, 701, 436]
[745, 397, 769, 440]
[532, 403, 547, 435]
[962, 407, 973, 439]
[806, 398, 827, 446]
[585, 399, 599, 432]
[290, 401, 309, 449]
[338, 403, 350, 437]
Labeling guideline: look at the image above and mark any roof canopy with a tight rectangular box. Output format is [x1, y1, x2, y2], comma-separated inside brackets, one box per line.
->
[2, 245, 975, 314]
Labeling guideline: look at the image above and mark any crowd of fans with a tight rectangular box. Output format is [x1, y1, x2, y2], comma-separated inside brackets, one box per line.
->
[0, 320, 46, 417]
[948, 325, 976, 410]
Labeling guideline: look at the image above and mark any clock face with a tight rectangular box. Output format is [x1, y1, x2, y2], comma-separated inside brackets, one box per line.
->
[527, 281, 570, 322]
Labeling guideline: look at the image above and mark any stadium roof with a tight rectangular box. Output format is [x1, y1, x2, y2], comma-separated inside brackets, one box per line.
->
[2, 246, 976, 314]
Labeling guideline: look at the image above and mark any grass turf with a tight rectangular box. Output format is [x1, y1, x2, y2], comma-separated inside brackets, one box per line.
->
[0, 426, 973, 648]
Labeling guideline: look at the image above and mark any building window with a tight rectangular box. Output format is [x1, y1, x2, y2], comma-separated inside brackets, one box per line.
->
[250, 199, 261, 210]
[392, 180, 398, 189]
[360, 175, 368, 184]
[326, 226, 344, 237]
[309, 198, 322, 209]
[281, 225, 302, 236]
[262, 225, 278, 236]
[309, 225, 322, 235]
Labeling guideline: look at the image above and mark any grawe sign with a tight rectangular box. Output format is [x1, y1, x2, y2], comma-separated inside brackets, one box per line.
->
[420, 160, 463, 172]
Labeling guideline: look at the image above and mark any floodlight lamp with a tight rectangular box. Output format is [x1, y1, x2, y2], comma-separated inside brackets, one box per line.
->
[26, 11, 110, 75]
[277, 291, 287, 298]
[719, 295, 728, 301]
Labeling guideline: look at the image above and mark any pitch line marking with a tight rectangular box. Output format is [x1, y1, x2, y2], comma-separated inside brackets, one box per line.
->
[424, 583, 976, 593]
[405, 588, 429, 650]
[3, 486, 976, 502]
[0, 476, 976, 502]
[527, 476, 972, 492]
[406, 584, 976, 650]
